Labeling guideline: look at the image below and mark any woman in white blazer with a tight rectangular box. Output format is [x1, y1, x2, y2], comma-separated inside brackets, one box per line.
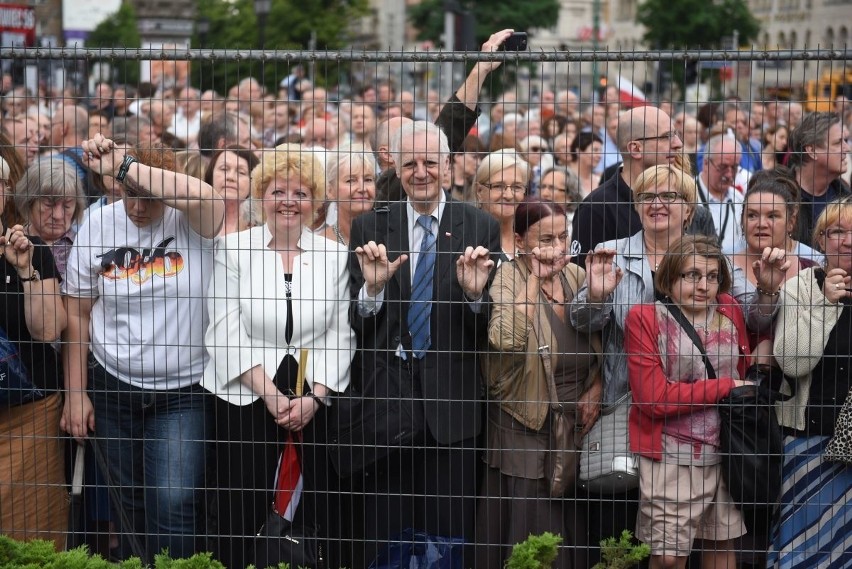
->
[202, 144, 355, 569]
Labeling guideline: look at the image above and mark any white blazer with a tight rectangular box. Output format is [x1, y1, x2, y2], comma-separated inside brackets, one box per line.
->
[202, 224, 355, 406]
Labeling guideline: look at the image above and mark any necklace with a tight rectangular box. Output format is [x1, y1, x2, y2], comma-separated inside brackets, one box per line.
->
[693, 322, 711, 339]
[332, 223, 346, 245]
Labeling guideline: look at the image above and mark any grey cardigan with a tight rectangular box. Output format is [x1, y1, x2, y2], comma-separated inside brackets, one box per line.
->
[569, 230, 775, 405]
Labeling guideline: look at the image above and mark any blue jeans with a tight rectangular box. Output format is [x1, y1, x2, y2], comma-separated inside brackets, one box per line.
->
[89, 360, 210, 562]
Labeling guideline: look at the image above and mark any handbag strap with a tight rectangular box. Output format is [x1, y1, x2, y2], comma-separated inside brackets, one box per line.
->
[660, 298, 718, 380]
[518, 264, 563, 412]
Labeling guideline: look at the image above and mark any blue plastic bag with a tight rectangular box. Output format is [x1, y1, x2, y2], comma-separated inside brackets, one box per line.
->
[368, 529, 465, 569]
[0, 325, 42, 407]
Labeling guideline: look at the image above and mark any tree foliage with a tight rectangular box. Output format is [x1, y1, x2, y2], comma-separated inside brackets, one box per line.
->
[407, 0, 559, 47]
[191, 0, 369, 94]
[637, 0, 760, 50]
[85, 2, 142, 86]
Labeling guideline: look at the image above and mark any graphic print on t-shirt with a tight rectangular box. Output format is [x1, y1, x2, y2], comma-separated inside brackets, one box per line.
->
[96, 236, 184, 285]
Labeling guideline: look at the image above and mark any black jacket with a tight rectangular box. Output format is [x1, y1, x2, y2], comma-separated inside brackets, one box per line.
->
[795, 178, 852, 247]
[349, 196, 500, 444]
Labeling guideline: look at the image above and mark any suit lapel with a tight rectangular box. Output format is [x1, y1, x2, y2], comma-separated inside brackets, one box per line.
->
[437, 196, 466, 285]
[387, 202, 412, 301]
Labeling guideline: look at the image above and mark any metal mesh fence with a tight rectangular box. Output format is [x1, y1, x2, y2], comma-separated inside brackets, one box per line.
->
[0, 46, 851, 569]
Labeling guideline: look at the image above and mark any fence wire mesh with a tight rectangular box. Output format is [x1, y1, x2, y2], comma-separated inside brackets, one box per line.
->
[1, 46, 851, 569]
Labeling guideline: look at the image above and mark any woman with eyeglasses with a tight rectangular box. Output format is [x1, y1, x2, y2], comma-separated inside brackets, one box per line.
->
[474, 149, 530, 259]
[569, 132, 603, 198]
[625, 235, 752, 569]
[570, 164, 788, 563]
[768, 195, 852, 568]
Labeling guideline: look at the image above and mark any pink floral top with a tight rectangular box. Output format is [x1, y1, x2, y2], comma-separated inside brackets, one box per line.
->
[654, 304, 742, 466]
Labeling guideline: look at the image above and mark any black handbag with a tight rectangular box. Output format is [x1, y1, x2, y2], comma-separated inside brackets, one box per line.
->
[327, 353, 425, 478]
[0, 324, 44, 406]
[254, 512, 321, 569]
[718, 382, 787, 509]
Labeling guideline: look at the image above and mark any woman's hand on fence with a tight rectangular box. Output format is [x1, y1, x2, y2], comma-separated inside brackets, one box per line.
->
[584, 248, 622, 303]
[60, 392, 95, 443]
[527, 246, 569, 280]
[752, 246, 791, 295]
[822, 267, 851, 304]
[0, 224, 34, 275]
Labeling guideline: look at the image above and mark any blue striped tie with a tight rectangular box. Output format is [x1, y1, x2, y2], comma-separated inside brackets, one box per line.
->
[408, 214, 436, 359]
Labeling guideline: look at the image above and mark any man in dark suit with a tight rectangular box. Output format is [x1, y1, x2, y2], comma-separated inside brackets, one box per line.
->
[349, 120, 500, 566]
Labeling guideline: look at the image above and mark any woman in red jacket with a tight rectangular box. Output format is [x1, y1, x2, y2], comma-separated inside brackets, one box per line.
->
[625, 235, 752, 569]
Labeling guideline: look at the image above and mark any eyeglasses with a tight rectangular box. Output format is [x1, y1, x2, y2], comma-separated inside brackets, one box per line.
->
[681, 270, 723, 284]
[709, 160, 738, 175]
[633, 130, 682, 143]
[481, 182, 527, 195]
[539, 183, 568, 195]
[634, 191, 683, 204]
[823, 228, 852, 240]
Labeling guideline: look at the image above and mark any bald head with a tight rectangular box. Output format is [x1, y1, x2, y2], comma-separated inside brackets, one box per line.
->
[617, 105, 682, 176]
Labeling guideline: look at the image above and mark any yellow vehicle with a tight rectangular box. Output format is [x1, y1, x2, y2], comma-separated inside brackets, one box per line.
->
[805, 69, 852, 112]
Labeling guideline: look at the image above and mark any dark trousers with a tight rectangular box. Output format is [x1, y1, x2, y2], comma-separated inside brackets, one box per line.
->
[350, 431, 480, 568]
[211, 396, 342, 569]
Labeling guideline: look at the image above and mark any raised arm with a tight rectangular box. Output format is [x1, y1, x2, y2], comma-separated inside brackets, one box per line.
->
[773, 270, 843, 378]
[0, 226, 66, 342]
[82, 135, 224, 238]
[453, 29, 514, 111]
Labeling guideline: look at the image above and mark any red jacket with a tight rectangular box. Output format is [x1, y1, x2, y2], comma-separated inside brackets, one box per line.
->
[625, 293, 751, 461]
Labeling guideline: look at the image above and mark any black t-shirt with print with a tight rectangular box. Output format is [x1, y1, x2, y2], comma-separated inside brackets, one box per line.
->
[0, 235, 62, 392]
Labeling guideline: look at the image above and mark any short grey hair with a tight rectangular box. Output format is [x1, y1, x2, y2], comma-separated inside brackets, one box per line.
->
[326, 143, 378, 192]
[391, 121, 450, 175]
[474, 148, 531, 187]
[701, 133, 739, 165]
[541, 165, 581, 197]
[14, 158, 86, 223]
[788, 111, 841, 168]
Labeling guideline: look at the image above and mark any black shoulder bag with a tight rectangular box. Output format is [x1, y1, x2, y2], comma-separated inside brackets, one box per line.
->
[663, 299, 785, 513]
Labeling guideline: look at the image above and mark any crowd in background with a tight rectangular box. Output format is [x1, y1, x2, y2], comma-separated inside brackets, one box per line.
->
[2, 36, 852, 569]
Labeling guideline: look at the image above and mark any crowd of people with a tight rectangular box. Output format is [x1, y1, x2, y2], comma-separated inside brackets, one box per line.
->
[2, 29, 852, 569]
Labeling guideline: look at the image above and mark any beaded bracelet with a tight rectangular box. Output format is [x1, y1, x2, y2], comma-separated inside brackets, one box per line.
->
[116, 155, 137, 183]
[756, 286, 780, 297]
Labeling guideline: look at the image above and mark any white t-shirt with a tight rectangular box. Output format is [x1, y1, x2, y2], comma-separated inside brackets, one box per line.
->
[64, 202, 215, 390]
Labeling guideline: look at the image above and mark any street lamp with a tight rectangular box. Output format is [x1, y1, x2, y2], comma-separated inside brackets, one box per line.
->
[254, 0, 272, 50]
[196, 17, 210, 49]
